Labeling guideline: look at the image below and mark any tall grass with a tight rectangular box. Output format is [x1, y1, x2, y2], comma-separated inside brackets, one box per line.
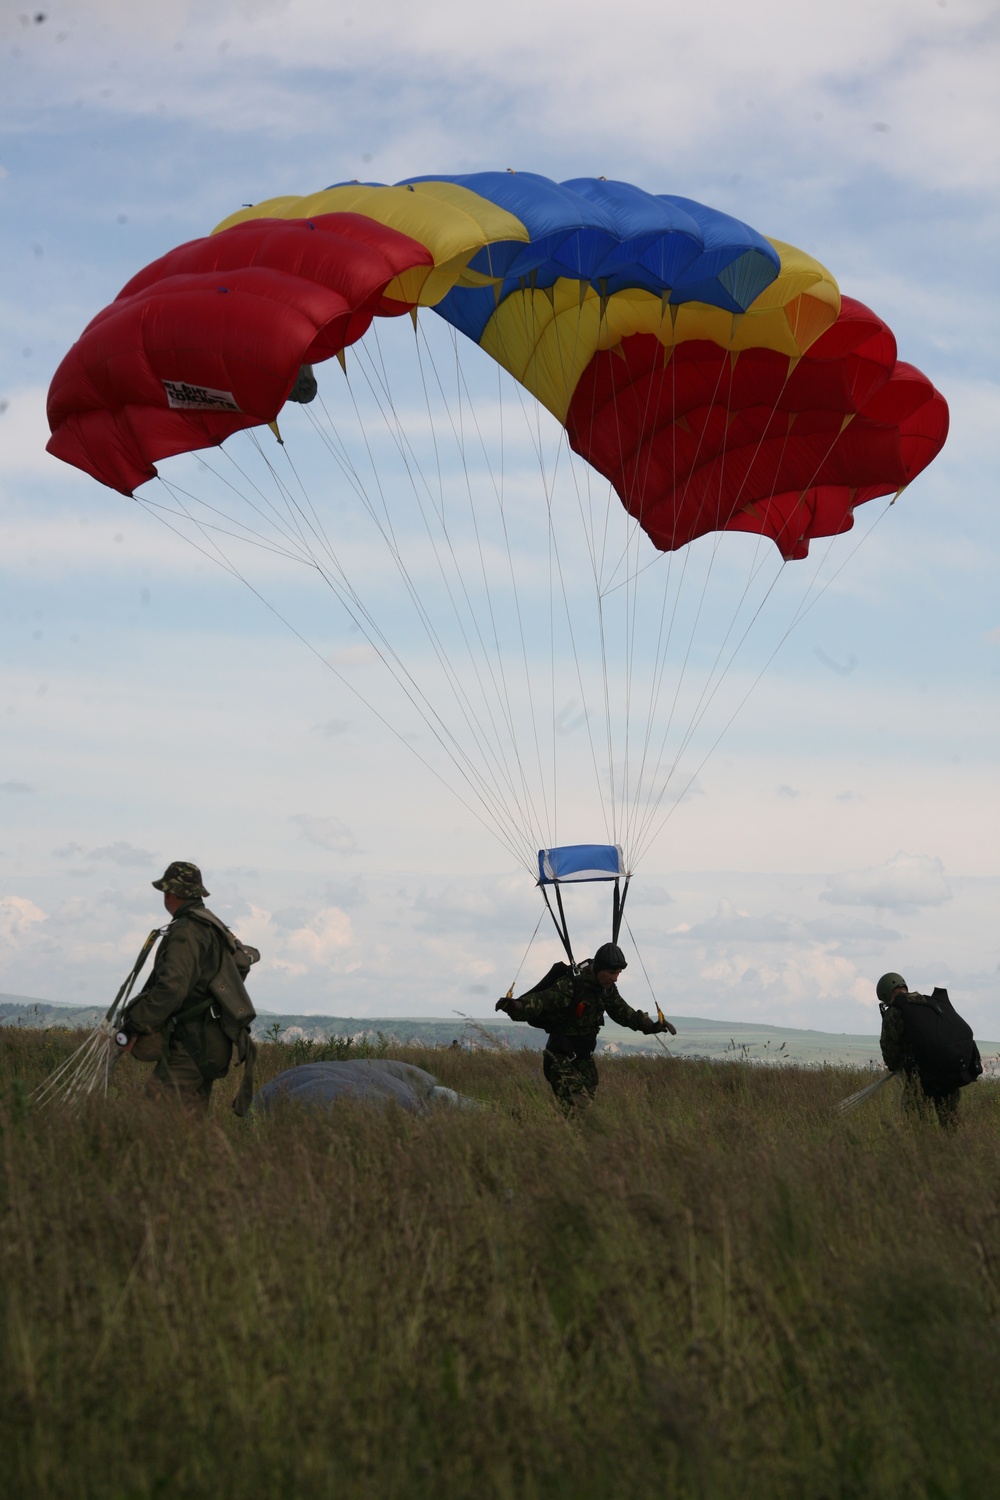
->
[2, 1028, 999, 1499]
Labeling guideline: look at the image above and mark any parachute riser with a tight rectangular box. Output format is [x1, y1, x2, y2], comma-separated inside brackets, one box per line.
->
[611, 876, 630, 946]
[32, 926, 166, 1112]
[104, 926, 165, 1028]
[540, 882, 577, 970]
[537, 872, 630, 972]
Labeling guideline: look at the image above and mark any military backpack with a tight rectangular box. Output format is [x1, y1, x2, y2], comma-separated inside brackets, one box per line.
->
[518, 960, 587, 1030]
[883, 988, 983, 1094]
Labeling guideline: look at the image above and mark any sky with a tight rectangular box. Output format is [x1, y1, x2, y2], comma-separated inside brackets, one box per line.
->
[1, 0, 998, 1039]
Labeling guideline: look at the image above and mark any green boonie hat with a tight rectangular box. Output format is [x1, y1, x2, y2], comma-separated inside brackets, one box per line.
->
[876, 972, 907, 1005]
[152, 861, 209, 898]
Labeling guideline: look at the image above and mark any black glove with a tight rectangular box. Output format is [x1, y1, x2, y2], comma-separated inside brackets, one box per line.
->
[637, 1012, 676, 1036]
[496, 997, 524, 1019]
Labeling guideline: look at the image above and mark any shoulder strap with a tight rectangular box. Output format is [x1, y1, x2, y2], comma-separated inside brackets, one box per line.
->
[184, 905, 238, 952]
[520, 960, 573, 998]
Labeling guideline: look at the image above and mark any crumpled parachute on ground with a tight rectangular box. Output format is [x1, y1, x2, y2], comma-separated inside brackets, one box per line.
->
[253, 1058, 480, 1114]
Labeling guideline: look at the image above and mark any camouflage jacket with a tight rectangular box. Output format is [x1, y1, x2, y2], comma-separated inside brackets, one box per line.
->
[879, 991, 933, 1074]
[514, 961, 649, 1043]
[125, 899, 229, 1036]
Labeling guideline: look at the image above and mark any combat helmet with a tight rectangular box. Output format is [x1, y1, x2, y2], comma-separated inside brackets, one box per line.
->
[876, 972, 908, 1005]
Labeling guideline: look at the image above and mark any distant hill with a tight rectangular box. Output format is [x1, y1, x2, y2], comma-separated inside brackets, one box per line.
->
[8, 992, 990, 1068]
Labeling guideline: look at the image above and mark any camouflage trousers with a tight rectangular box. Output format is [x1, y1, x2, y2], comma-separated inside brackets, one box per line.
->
[148, 1022, 233, 1112]
[542, 1045, 599, 1113]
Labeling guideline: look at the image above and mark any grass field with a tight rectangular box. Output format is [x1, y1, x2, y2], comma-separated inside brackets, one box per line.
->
[3, 1028, 999, 1499]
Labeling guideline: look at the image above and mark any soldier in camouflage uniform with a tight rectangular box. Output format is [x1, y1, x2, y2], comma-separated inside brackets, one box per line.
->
[121, 862, 256, 1110]
[497, 943, 676, 1112]
[877, 972, 962, 1129]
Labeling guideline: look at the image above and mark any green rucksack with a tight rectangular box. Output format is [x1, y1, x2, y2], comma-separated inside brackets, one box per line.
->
[184, 907, 260, 1114]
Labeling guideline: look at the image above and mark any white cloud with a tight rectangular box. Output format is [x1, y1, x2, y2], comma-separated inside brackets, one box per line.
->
[698, 944, 871, 1014]
[4, 1, 997, 199]
[802, 916, 902, 952]
[0, 895, 48, 945]
[85, 842, 155, 867]
[412, 874, 537, 935]
[626, 884, 673, 908]
[0, 386, 67, 483]
[660, 899, 902, 956]
[820, 851, 952, 912]
[277, 906, 354, 970]
[289, 813, 358, 855]
[326, 645, 379, 669]
[672, 902, 801, 945]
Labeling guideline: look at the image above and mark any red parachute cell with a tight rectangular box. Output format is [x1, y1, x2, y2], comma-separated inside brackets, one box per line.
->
[46, 215, 434, 497]
[564, 298, 949, 559]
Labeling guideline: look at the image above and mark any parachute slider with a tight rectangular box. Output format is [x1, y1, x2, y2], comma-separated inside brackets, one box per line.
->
[536, 846, 629, 966]
[537, 844, 626, 885]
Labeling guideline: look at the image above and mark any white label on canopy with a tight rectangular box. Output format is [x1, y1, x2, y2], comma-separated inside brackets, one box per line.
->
[163, 380, 241, 413]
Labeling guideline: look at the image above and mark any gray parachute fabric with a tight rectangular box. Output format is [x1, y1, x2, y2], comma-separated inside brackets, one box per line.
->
[253, 1058, 479, 1114]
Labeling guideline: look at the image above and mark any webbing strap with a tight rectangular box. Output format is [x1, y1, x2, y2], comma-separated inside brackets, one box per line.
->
[612, 877, 630, 945]
[232, 1036, 257, 1118]
[540, 884, 575, 967]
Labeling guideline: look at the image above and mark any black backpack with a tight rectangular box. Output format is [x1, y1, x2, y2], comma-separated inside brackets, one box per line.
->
[518, 961, 582, 1030]
[889, 988, 983, 1094]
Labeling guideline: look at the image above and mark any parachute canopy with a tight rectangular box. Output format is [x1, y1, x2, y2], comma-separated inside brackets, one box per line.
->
[44, 172, 951, 888]
[254, 1059, 479, 1114]
[46, 172, 948, 563]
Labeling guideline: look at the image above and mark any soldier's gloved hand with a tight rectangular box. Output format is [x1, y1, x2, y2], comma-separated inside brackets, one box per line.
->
[637, 1012, 676, 1036]
[496, 997, 524, 1019]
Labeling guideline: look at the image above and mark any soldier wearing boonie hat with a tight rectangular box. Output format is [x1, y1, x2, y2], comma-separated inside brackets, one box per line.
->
[119, 861, 258, 1112]
[151, 861, 210, 899]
